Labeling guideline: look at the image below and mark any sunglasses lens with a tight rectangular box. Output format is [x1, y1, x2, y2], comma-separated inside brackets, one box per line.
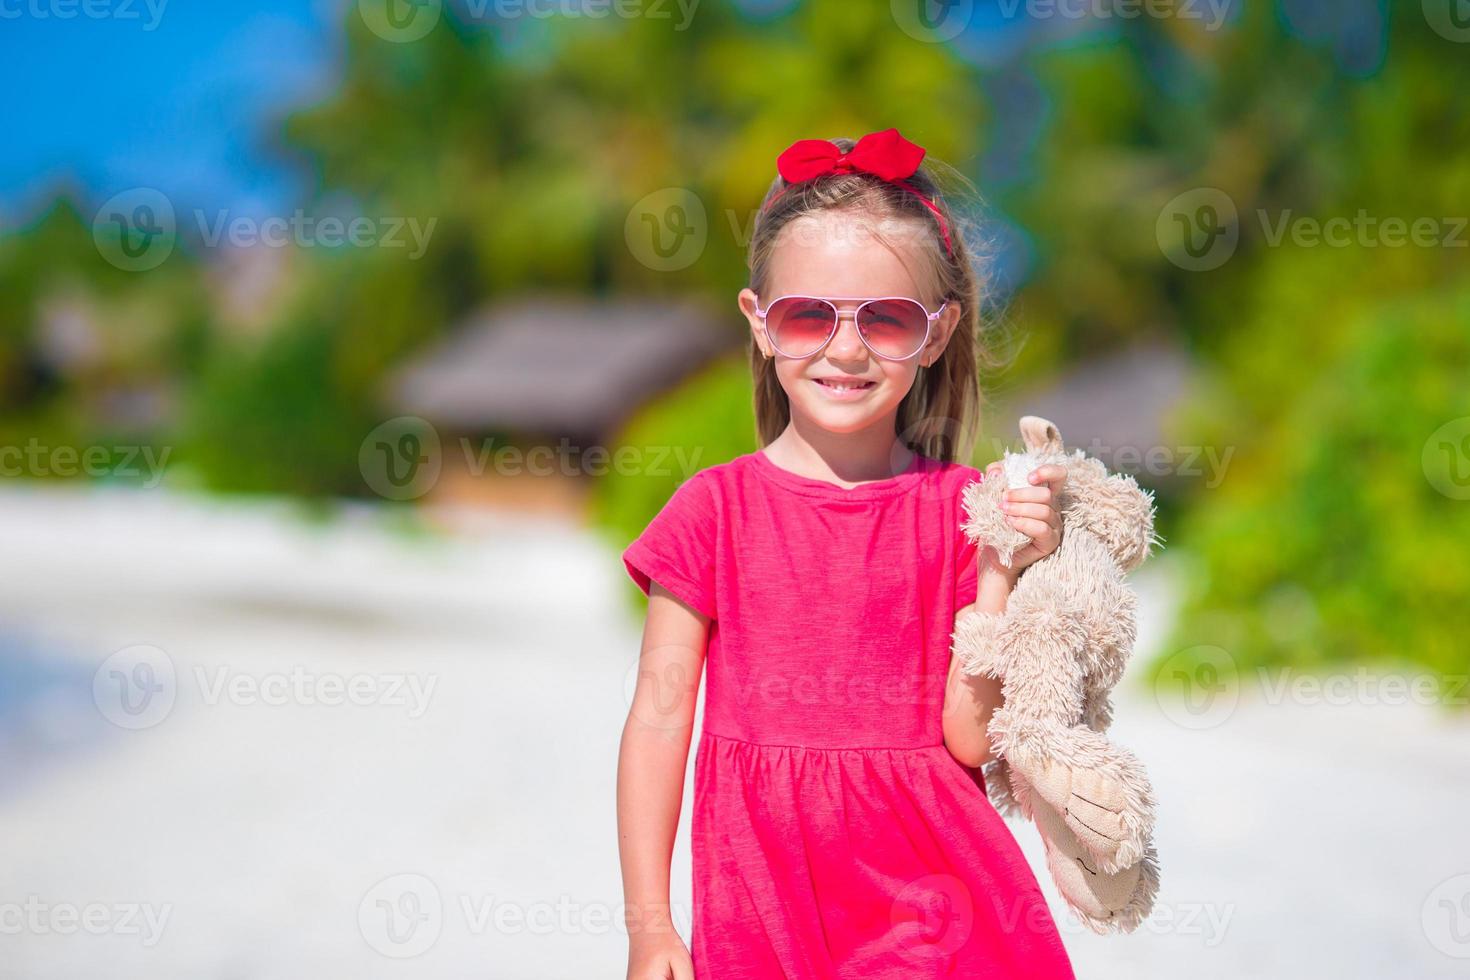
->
[765, 297, 836, 357]
[857, 299, 930, 359]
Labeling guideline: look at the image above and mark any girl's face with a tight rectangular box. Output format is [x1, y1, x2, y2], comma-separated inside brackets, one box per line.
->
[738, 212, 960, 439]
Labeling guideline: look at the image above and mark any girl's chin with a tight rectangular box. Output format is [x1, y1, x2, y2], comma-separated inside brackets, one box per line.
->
[789, 394, 898, 431]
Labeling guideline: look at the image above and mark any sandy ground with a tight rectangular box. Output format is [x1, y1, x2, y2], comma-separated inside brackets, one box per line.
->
[0, 484, 1467, 978]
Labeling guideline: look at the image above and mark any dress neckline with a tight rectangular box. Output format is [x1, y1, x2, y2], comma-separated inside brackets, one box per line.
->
[748, 447, 935, 499]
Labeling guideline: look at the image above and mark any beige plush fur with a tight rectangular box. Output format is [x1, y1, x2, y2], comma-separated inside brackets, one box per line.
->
[951, 416, 1163, 934]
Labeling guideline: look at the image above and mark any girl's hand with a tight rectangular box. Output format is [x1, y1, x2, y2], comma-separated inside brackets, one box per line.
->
[627, 933, 694, 980]
[983, 460, 1066, 574]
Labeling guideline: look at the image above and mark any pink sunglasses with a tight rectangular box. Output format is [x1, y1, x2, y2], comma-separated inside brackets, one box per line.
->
[754, 294, 948, 362]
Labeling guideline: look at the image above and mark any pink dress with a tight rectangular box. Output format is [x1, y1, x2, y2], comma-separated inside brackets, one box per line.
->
[622, 449, 1076, 979]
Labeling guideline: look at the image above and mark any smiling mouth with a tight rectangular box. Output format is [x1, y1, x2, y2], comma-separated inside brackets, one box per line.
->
[813, 378, 877, 392]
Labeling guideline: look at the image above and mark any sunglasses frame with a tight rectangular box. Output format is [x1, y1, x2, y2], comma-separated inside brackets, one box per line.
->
[753, 294, 949, 362]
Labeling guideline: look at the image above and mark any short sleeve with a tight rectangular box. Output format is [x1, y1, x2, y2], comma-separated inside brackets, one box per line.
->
[622, 472, 718, 619]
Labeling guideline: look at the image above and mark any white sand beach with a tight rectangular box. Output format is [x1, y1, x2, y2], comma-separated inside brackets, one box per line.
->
[0, 485, 1466, 978]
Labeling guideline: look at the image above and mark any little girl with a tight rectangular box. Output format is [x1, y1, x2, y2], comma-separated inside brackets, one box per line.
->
[617, 128, 1074, 979]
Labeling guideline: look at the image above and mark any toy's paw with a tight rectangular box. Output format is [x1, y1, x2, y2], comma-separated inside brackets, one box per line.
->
[1013, 757, 1134, 871]
[1032, 796, 1159, 934]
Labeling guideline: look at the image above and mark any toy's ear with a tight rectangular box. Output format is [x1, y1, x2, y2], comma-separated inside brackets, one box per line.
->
[1019, 416, 1063, 454]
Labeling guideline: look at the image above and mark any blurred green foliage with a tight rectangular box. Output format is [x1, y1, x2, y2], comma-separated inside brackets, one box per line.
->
[0, 2, 1465, 685]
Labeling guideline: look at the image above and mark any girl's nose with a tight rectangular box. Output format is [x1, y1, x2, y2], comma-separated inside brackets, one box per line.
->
[826, 309, 867, 361]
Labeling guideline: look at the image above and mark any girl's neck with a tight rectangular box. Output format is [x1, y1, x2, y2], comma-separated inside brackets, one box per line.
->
[762, 414, 916, 487]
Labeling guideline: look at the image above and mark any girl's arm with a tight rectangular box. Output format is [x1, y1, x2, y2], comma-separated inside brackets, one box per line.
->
[942, 460, 1066, 769]
[942, 557, 1018, 768]
[618, 581, 707, 980]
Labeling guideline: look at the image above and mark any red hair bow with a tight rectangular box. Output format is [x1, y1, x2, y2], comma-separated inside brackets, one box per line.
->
[776, 127, 927, 184]
[766, 127, 954, 257]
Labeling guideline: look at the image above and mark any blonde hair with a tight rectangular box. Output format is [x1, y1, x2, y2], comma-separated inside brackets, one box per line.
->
[746, 136, 1000, 463]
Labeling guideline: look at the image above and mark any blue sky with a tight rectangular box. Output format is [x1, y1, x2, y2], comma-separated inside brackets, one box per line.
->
[0, 0, 340, 225]
[1, 1, 1266, 234]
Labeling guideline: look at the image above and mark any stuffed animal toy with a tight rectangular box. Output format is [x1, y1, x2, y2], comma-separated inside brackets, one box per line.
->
[951, 416, 1162, 933]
